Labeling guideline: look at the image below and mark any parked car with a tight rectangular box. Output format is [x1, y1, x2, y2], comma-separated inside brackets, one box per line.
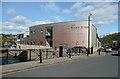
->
[112, 46, 119, 50]
[104, 46, 112, 52]
[71, 46, 88, 53]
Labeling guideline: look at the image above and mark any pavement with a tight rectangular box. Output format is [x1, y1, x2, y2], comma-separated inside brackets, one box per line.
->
[2, 51, 105, 75]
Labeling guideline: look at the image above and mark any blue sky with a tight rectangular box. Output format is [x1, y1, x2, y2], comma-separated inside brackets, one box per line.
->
[1, 2, 118, 37]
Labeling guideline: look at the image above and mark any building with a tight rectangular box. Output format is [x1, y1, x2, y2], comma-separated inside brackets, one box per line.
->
[20, 21, 101, 49]
[17, 31, 29, 44]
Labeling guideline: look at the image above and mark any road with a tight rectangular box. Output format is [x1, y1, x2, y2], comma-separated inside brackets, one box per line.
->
[3, 51, 118, 77]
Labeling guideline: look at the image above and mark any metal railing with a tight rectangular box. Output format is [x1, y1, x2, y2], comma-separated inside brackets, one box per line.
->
[1, 47, 87, 65]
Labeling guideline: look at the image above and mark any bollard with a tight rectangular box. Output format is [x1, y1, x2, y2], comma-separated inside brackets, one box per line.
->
[87, 48, 90, 56]
[91, 47, 93, 54]
[68, 49, 71, 58]
[69, 52, 71, 58]
[39, 49, 42, 63]
[59, 46, 63, 57]
[87, 52, 89, 56]
[29, 49, 31, 61]
[98, 49, 100, 55]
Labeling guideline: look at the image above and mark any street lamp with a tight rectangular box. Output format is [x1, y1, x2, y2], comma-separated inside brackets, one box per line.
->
[87, 13, 92, 56]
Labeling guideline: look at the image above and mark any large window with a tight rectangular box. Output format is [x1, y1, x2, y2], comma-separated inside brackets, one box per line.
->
[17, 34, 23, 39]
[45, 27, 53, 47]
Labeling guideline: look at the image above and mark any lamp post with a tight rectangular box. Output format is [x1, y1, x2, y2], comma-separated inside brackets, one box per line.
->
[87, 14, 92, 56]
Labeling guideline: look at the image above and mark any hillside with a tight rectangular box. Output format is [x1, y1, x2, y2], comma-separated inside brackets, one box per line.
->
[100, 32, 120, 46]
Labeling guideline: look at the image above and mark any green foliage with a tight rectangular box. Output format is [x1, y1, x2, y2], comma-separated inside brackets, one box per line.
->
[2, 38, 17, 43]
[100, 32, 120, 46]
[1, 34, 17, 43]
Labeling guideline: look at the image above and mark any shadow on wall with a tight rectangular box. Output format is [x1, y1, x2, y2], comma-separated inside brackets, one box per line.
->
[17, 51, 28, 62]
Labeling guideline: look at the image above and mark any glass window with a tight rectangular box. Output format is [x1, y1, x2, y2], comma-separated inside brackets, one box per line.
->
[40, 30, 43, 33]
[33, 31, 35, 33]
[17, 34, 23, 39]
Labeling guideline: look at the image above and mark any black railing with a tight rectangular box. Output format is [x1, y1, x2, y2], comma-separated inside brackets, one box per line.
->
[1, 47, 87, 65]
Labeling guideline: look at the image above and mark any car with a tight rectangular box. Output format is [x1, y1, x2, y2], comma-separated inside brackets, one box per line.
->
[104, 46, 112, 52]
[71, 46, 88, 53]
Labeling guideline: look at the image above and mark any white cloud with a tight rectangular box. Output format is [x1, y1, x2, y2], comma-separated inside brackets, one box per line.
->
[29, 20, 53, 26]
[63, 9, 71, 13]
[91, 3, 118, 25]
[0, 22, 2, 27]
[5, 25, 28, 31]
[97, 21, 110, 25]
[40, 2, 60, 14]
[2, 22, 28, 32]
[7, 8, 15, 14]
[78, 5, 94, 13]
[71, 2, 82, 9]
[63, 2, 118, 26]
[2, 16, 53, 33]
[11, 16, 53, 26]
[54, 16, 63, 22]
[105, 31, 118, 36]
[11, 16, 26, 24]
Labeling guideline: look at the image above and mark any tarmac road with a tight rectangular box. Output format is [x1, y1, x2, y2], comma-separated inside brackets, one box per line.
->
[3, 51, 118, 77]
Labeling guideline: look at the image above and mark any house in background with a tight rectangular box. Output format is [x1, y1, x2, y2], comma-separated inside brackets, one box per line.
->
[17, 31, 29, 44]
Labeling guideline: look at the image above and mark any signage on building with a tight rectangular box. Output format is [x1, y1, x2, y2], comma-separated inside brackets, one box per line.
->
[71, 26, 88, 29]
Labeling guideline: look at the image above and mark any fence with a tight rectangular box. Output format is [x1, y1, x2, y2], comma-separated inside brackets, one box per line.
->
[1, 47, 87, 65]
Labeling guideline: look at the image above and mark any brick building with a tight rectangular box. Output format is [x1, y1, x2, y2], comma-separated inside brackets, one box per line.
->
[20, 21, 101, 48]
